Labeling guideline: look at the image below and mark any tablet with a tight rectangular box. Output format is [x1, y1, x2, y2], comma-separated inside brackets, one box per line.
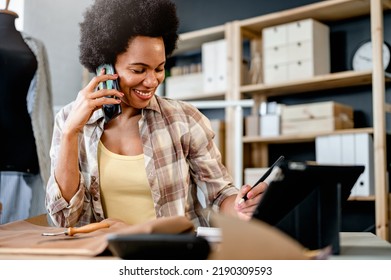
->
[251, 160, 364, 254]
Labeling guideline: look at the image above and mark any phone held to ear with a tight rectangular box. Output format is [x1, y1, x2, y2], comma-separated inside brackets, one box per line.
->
[96, 64, 122, 123]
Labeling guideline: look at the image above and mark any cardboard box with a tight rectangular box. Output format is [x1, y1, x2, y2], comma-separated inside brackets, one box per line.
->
[245, 115, 260, 136]
[281, 101, 353, 122]
[282, 116, 353, 135]
[281, 101, 354, 135]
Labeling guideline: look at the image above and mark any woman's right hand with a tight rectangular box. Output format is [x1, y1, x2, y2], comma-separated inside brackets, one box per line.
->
[63, 72, 124, 135]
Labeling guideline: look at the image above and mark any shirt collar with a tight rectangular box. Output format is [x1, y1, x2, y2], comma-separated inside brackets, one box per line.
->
[143, 95, 161, 114]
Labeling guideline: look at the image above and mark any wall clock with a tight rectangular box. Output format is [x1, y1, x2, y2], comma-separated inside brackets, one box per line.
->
[351, 40, 391, 73]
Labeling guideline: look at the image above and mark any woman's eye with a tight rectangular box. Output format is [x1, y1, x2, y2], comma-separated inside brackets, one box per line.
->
[132, 69, 144, 74]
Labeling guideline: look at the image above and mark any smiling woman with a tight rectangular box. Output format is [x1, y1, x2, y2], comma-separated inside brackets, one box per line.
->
[45, 0, 268, 230]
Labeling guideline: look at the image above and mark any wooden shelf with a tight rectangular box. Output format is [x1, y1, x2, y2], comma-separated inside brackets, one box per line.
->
[239, 0, 391, 35]
[174, 25, 225, 55]
[235, 0, 391, 240]
[169, 92, 226, 101]
[243, 127, 374, 144]
[240, 70, 381, 97]
[348, 195, 376, 201]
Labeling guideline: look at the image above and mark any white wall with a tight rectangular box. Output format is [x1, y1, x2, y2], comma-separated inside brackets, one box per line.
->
[0, 0, 24, 30]
[23, 0, 93, 107]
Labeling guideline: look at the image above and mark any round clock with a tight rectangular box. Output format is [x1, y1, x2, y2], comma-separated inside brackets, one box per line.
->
[351, 40, 391, 73]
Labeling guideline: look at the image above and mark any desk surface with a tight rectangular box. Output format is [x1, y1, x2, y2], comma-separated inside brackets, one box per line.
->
[331, 232, 391, 260]
[0, 232, 390, 260]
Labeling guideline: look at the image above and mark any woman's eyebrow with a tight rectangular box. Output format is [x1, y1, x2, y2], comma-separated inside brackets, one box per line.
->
[128, 61, 166, 67]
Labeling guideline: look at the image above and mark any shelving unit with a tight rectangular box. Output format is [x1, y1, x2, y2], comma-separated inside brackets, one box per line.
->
[231, 0, 391, 240]
[168, 22, 243, 178]
[168, 0, 390, 240]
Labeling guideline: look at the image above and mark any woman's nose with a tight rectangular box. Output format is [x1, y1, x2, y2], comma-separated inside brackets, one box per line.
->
[143, 71, 159, 87]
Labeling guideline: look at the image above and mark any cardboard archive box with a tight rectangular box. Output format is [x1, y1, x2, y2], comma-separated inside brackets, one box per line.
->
[281, 101, 354, 135]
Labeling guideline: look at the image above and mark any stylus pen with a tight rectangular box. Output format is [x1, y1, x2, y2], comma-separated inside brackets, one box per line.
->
[238, 155, 285, 205]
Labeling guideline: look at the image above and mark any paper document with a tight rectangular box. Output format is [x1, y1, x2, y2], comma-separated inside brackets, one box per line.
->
[196, 227, 222, 243]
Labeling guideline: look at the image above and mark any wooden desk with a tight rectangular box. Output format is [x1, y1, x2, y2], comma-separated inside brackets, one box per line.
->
[330, 232, 391, 260]
[0, 232, 390, 260]
[1, 215, 391, 260]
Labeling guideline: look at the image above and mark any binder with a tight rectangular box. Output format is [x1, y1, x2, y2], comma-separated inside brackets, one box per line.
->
[353, 133, 374, 196]
[202, 39, 227, 93]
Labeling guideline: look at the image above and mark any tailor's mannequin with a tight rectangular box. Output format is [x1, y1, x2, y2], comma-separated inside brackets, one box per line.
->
[0, 11, 39, 174]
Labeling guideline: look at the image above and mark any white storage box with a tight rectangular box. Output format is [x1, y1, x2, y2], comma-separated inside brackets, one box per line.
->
[202, 39, 227, 93]
[165, 73, 203, 99]
[244, 168, 268, 186]
[262, 18, 330, 84]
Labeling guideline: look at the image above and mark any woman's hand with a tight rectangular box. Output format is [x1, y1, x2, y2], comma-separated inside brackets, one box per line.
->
[63, 71, 124, 135]
[234, 182, 268, 220]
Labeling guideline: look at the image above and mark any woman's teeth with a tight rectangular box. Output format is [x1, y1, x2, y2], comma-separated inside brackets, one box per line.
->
[135, 89, 152, 97]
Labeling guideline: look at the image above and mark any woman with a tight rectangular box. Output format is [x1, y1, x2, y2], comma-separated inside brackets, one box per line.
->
[46, 0, 267, 227]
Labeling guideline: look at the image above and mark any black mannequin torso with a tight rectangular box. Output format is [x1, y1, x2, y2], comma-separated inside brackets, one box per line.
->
[0, 12, 39, 173]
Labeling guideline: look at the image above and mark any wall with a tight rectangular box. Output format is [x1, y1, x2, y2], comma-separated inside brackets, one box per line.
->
[21, 0, 322, 108]
[21, 0, 391, 126]
[0, 0, 24, 30]
[173, 0, 319, 33]
[23, 0, 92, 108]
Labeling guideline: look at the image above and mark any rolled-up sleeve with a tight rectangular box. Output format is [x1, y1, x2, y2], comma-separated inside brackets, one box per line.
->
[45, 104, 97, 227]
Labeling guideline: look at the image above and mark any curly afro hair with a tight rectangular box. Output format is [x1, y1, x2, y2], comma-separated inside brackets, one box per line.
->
[79, 0, 179, 72]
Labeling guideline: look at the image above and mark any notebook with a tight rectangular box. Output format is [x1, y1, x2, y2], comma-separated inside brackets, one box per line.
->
[251, 160, 364, 254]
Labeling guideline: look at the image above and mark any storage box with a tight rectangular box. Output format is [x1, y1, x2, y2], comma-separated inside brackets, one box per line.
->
[281, 101, 354, 135]
[244, 168, 268, 186]
[202, 39, 227, 93]
[244, 115, 259, 136]
[281, 101, 353, 121]
[262, 18, 330, 84]
[260, 114, 280, 137]
[165, 73, 203, 99]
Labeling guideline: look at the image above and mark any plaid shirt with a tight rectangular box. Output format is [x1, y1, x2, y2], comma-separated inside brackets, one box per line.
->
[46, 95, 238, 227]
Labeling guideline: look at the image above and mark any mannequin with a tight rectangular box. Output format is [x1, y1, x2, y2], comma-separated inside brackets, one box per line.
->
[0, 3, 54, 224]
[0, 8, 39, 174]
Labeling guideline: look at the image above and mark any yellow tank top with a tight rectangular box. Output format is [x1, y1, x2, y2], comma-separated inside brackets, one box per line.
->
[97, 141, 156, 225]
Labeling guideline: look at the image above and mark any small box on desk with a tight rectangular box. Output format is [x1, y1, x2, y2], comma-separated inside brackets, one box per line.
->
[281, 101, 354, 135]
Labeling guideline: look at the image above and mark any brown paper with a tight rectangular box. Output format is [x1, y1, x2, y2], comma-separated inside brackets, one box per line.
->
[0, 216, 194, 257]
[208, 213, 311, 260]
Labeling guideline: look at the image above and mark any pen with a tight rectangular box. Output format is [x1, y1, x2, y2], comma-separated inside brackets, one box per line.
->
[238, 155, 285, 205]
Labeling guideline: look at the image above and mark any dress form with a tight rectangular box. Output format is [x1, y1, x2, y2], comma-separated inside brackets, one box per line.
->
[0, 11, 39, 173]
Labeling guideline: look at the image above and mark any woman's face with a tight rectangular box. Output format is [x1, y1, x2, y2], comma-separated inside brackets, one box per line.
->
[115, 36, 166, 109]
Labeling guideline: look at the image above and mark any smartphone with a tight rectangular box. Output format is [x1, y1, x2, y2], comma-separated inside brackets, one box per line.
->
[96, 64, 122, 123]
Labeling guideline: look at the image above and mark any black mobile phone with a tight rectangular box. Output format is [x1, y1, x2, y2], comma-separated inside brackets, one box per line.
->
[96, 64, 122, 123]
